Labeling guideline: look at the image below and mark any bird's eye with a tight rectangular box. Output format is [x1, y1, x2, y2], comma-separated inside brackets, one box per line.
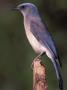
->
[20, 5, 26, 9]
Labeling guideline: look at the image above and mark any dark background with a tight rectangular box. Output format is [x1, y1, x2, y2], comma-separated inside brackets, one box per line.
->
[0, 0, 66, 90]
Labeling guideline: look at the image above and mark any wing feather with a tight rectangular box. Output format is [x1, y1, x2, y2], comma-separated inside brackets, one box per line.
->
[30, 20, 57, 58]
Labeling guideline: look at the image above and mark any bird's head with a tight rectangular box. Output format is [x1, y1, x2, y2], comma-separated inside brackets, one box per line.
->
[15, 3, 39, 16]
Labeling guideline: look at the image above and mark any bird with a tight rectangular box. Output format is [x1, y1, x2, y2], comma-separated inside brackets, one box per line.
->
[14, 3, 63, 90]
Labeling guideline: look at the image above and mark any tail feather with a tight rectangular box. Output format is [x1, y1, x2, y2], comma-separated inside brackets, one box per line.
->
[51, 58, 63, 90]
[59, 76, 63, 90]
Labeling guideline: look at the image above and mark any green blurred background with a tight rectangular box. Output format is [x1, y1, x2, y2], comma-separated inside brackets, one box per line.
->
[0, 0, 67, 90]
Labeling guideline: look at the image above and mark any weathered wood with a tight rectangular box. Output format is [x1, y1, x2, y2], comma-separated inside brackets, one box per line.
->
[33, 59, 48, 90]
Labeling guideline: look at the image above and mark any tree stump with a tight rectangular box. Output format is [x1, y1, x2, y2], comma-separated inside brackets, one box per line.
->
[32, 59, 48, 90]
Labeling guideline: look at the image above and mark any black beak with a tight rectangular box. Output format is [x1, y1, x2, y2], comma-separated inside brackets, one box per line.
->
[12, 7, 19, 11]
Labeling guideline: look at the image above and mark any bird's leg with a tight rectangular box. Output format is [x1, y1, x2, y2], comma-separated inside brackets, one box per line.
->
[31, 52, 45, 68]
[34, 52, 45, 60]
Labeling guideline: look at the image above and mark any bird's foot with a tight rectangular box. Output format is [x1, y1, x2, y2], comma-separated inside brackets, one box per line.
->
[31, 52, 44, 69]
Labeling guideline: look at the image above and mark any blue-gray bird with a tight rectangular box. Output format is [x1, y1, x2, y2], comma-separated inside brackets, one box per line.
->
[15, 3, 63, 90]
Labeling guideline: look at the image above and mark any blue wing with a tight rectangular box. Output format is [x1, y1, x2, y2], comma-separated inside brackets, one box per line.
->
[30, 20, 57, 59]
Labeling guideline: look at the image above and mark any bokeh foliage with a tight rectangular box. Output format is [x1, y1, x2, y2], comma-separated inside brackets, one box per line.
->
[0, 0, 67, 90]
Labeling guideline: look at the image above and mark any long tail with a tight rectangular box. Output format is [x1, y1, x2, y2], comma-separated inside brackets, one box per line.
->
[51, 58, 63, 90]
